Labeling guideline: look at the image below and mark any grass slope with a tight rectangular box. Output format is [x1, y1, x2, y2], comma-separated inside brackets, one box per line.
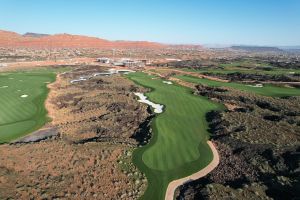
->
[0, 71, 56, 143]
[127, 72, 223, 200]
[176, 75, 300, 97]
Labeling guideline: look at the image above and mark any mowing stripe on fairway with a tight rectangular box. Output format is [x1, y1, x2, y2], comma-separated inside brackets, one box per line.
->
[0, 72, 56, 143]
[127, 72, 224, 200]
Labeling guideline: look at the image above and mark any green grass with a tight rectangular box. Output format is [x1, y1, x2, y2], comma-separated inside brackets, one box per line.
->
[18, 66, 72, 73]
[219, 60, 269, 67]
[180, 67, 300, 75]
[0, 71, 57, 143]
[218, 60, 300, 74]
[127, 72, 224, 200]
[176, 75, 300, 97]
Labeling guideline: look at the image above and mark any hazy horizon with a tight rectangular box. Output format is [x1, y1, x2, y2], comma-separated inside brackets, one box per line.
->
[1, 0, 300, 46]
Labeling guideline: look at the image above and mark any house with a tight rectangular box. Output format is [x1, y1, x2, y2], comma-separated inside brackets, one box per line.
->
[112, 58, 145, 67]
[113, 61, 125, 66]
[97, 57, 110, 64]
[122, 59, 144, 67]
[138, 59, 151, 65]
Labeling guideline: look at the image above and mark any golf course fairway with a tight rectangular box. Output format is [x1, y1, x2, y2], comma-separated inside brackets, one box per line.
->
[176, 75, 300, 97]
[180, 67, 300, 75]
[127, 72, 223, 200]
[0, 71, 56, 143]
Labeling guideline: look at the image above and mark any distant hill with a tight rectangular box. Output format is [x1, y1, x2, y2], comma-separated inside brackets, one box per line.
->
[278, 46, 300, 53]
[23, 32, 50, 38]
[0, 29, 166, 49]
[283, 49, 300, 53]
[231, 45, 283, 52]
[168, 44, 203, 50]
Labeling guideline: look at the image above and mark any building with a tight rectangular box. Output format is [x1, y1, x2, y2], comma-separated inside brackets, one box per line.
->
[97, 57, 110, 64]
[112, 58, 145, 67]
[138, 59, 151, 65]
[122, 59, 144, 67]
[113, 61, 125, 66]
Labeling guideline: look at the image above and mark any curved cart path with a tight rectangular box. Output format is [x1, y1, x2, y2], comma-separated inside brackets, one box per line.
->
[165, 141, 220, 200]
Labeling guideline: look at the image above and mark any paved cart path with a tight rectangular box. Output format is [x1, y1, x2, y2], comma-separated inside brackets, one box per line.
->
[165, 141, 220, 200]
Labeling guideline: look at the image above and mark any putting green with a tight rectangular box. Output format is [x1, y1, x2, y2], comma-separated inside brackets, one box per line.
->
[176, 75, 300, 97]
[127, 72, 223, 200]
[0, 71, 56, 143]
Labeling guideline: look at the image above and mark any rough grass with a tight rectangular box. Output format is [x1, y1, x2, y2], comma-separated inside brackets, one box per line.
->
[176, 75, 300, 97]
[0, 71, 56, 143]
[127, 72, 223, 200]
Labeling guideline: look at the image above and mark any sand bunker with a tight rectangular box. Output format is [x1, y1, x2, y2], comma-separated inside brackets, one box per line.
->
[20, 95, 28, 98]
[94, 69, 135, 77]
[116, 69, 136, 74]
[71, 69, 135, 84]
[247, 83, 263, 88]
[70, 77, 88, 83]
[163, 81, 173, 85]
[93, 72, 112, 77]
[0, 86, 8, 88]
[134, 92, 164, 113]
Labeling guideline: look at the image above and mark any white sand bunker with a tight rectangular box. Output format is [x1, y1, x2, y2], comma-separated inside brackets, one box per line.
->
[0, 86, 8, 88]
[70, 77, 87, 83]
[20, 94, 28, 98]
[247, 84, 263, 88]
[163, 81, 173, 85]
[134, 92, 164, 113]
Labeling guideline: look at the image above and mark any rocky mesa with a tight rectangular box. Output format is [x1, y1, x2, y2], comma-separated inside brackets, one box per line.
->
[0, 30, 166, 49]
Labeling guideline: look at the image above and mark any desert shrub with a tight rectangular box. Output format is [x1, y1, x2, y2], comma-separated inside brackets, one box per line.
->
[263, 115, 283, 122]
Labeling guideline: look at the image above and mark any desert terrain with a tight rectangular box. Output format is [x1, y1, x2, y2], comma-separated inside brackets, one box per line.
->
[0, 30, 299, 200]
[0, 64, 150, 199]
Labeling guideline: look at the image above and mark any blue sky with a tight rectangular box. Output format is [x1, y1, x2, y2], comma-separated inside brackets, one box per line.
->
[0, 0, 299, 45]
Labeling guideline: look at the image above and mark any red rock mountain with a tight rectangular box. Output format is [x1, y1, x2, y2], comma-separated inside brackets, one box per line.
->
[0, 30, 166, 49]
